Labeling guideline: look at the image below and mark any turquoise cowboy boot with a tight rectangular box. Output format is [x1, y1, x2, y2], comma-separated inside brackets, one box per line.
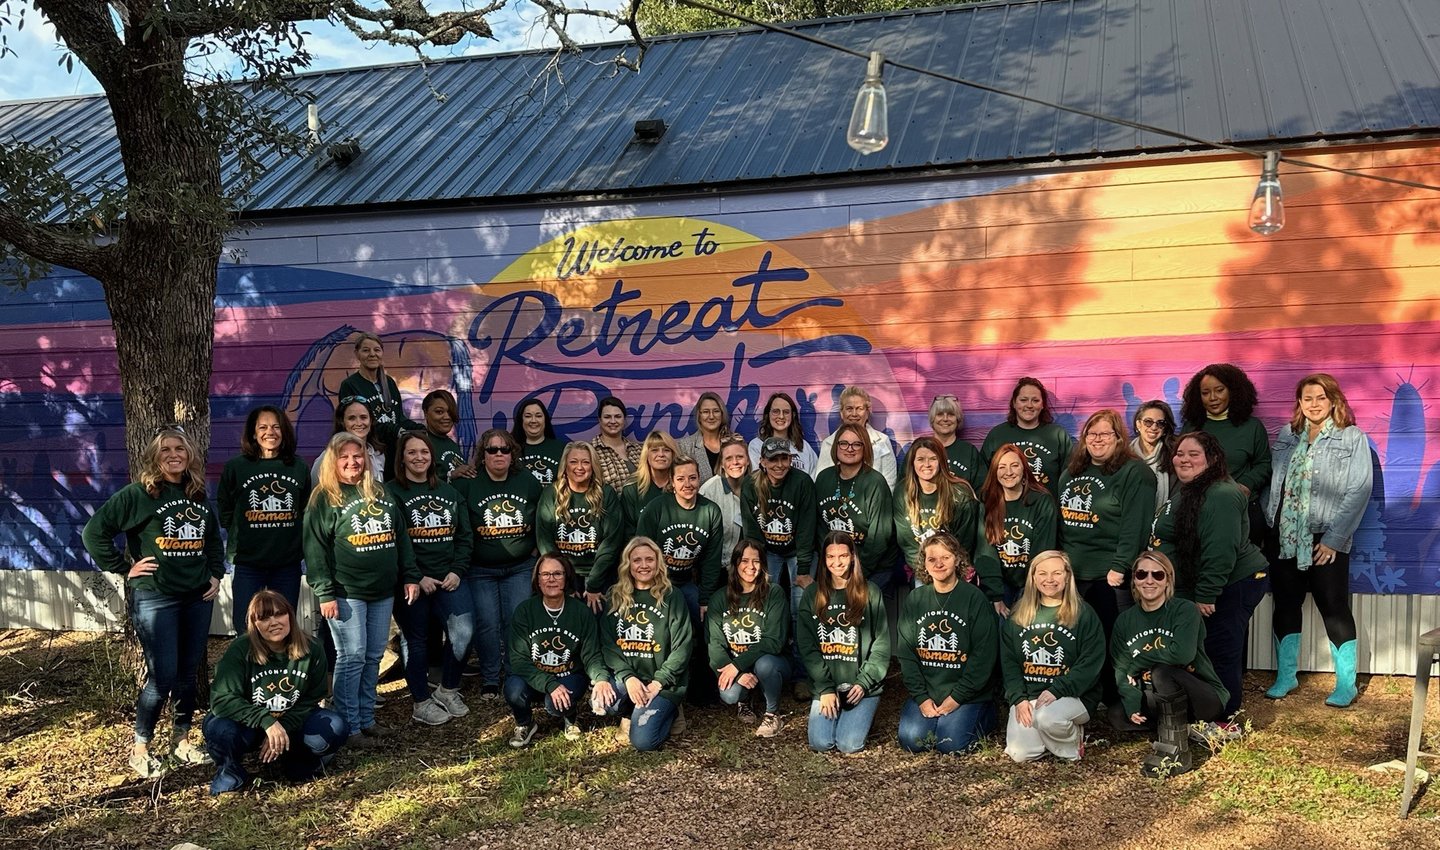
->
[1265, 633, 1301, 699]
[1325, 640, 1358, 708]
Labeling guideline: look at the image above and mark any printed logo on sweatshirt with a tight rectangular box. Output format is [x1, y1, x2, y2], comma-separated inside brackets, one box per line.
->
[401, 494, 455, 545]
[658, 521, 712, 575]
[522, 454, 559, 486]
[555, 506, 599, 557]
[241, 474, 299, 528]
[614, 603, 665, 657]
[912, 610, 969, 669]
[1058, 476, 1104, 528]
[249, 669, 309, 715]
[818, 490, 868, 545]
[475, 495, 532, 540]
[997, 518, 1035, 572]
[1020, 623, 1075, 680]
[344, 499, 396, 550]
[527, 626, 581, 674]
[1124, 627, 1175, 659]
[153, 498, 209, 555]
[721, 606, 765, 653]
[816, 602, 859, 660]
[1015, 442, 1054, 486]
[755, 499, 796, 547]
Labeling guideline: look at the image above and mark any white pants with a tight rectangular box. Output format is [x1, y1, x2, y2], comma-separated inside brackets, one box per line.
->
[1004, 697, 1089, 762]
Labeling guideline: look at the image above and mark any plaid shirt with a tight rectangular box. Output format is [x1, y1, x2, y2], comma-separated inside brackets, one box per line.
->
[591, 437, 642, 492]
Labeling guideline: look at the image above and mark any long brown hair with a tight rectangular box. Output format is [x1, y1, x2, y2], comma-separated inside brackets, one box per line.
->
[724, 538, 772, 614]
[903, 436, 970, 532]
[815, 531, 868, 625]
[1170, 432, 1231, 593]
[1065, 409, 1136, 476]
[137, 427, 207, 500]
[758, 391, 805, 448]
[245, 589, 311, 663]
[1288, 372, 1357, 433]
[980, 442, 1049, 546]
[829, 422, 873, 469]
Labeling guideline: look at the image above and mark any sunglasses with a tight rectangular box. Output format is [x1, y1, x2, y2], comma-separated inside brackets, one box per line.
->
[1137, 417, 1168, 429]
[933, 394, 957, 402]
[1133, 568, 1168, 581]
[484, 446, 514, 455]
[153, 423, 186, 436]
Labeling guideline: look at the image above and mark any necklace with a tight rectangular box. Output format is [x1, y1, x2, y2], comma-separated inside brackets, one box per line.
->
[543, 601, 564, 624]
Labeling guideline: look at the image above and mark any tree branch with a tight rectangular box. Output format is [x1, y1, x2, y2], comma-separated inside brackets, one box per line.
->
[34, 0, 126, 86]
[0, 205, 111, 279]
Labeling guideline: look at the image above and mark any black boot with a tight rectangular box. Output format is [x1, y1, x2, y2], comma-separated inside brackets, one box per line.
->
[1140, 691, 1194, 779]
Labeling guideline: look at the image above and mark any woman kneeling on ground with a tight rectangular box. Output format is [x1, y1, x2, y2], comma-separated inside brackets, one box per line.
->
[505, 553, 614, 748]
[896, 532, 999, 754]
[1109, 551, 1228, 778]
[204, 591, 347, 795]
[708, 538, 790, 738]
[1001, 550, 1103, 763]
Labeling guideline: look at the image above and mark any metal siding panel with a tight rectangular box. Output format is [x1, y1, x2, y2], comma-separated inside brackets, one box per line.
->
[1369, 0, 1440, 127]
[1096, 0, 1141, 152]
[1056, 0, 1105, 155]
[1247, 0, 1312, 139]
[1248, 592, 1440, 675]
[1209, 0, 1269, 140]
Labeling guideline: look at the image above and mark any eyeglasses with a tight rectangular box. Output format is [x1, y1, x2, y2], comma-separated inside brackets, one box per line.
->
[1133, 568, 1167, 581]
[836, 440, 865, 450]
[1086, 431, 1118, 441]
[484, 446, 513, 455]
[1137, 417, 1168, 429]
[537, 571, 566, 579]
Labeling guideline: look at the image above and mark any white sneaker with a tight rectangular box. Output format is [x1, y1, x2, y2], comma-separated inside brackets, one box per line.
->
[432, 687, 469, 717]
[563, 718, 583, 741]
[412, 698, 452, 726]
[509, 723, 538, 748]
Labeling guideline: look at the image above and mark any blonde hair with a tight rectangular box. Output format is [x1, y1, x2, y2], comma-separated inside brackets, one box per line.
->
[1009, 550, 1082, 629]
[310, 432, 382, 508]
[1130, 551, 1177, 605]
[555, 441, 606, 518]
[634, 431, 680, 496]
[137, 427, 207, 500]
[608, 536, 673, 616]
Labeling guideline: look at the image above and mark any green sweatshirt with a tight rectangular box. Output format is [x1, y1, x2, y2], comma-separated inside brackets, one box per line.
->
[1057, 459, 1157, 581]
[338, 371, 421, 435]
[635, 494, 726, 593]
[620, 480, 670, 541]
[1185, 417, 1272, 499]
[943, 438, 986, 494]
[1111, 598, 1228, 717]
[981, 422, 1075, 500]
[536, 485, 621, 592]
[209, 633, 328, 734]
[302, 484, 420, 603]
[1150, 481, 1268, 604]
[601, 587, 693, 702]
[518, 438, 566, 486]
[385, 479, 473, 581]
[1000, 601, 1105, 712]
[814, 466, 895, 581]
[426, 431, 469, 481]
[796, 581, 891, 696]
[892, 484, 1001, 599]
[990, 490, 1059, 591]
[509, 596, 610, 694]
[217, 454, 311, 567]
[897, 581, 997, 706]
[706, 585, 789, 673]
[741, 470, 818, 574]
[457, 470, 542, 570]
[82, 481, 225, 595]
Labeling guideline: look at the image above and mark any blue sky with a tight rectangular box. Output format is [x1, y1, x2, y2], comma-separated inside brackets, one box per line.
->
[0, 1, 627, 102]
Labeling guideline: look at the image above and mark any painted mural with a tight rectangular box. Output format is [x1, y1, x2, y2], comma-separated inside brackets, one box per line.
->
[2, 144, 1438, 595]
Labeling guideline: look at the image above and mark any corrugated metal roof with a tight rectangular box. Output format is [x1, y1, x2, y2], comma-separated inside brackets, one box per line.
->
[4, 0, 1439, 215]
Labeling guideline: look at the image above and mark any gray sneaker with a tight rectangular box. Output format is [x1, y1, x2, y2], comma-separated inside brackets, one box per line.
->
[562, 718, 583, 741]
[737, 702, 758, 724]
[412, 698, 452, 726]
[432, 687, 469, 717]
[754, 713, 785, 738]
[509, 723, 539, 748]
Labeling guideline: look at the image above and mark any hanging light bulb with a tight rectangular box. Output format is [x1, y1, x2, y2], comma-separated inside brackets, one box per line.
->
[1248, 151, 1285, 236]
[847, 51, 888, 155]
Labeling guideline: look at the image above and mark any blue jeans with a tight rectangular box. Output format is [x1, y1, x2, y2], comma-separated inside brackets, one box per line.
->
[600, 677, 679, 751]
[469, 561, 534, 686]
[230, 562, 301, 634]
[717, 654, 790, 713]
[394, 585, 475, 701]
[503, 672, 589, 725]
[766, 551, 806, 681]
[128, 585, 213, 742]
[807, 694, 881, 753]
[202, 709, 347, 794]
[897, 698, 995, 754]
[1205, 573, 1270, 718]
[675, 582, 701, 626]
[326, 596, 393, 732]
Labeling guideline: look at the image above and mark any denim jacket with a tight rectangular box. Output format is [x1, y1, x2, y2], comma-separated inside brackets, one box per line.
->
[1264, 424, 1372, 553]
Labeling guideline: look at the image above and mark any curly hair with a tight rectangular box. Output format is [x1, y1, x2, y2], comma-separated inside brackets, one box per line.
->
[1006, 377, 1055, 427]
[1181, 363, 1258, 426]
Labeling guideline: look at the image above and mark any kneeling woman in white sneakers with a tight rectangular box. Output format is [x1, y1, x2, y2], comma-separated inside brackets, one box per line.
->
[505, 553, 614, 747]
[596, 537, 694, 750]
[708, 539, 790, 738]
[1000, 550, 1104, 762]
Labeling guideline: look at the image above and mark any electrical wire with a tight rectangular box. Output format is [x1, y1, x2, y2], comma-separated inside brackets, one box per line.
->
[674, 0, 1440, 193]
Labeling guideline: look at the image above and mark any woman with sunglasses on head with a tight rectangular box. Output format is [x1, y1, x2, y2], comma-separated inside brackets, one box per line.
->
[708, 539, 791, 737]
[675, 391, 732, 483]
[505, 554, 613, 747]
[312, 397, 388, 483]
[459, 428, 543, 699]
[1110, 552, 1227, 778]
[700, 434, 753, 559]
[83, 425, 225, 777]
[1150, 431, 1268, 738]
[1001, 551, 1103, 763]
[421, 389, 476, 481]
[218, 405, 311, 630]
[814, 422, 896, 590]
[1132, 400, 1179, 507]
[511, 398, 566, 486]
[928, 394, 985, 494]
[1180, 364, 1271, 546]
[797, 531, 891, 754]
[981, 377, 1075, 500]
[893, 436, 999, 600]
[304, 432, 421, 747]
[979, 443, 1057, 611]
[387, 431, 475, 725]
[204, 590, 346, 794]
[620, 431, 679, 540]
[591, 396, 643, 494]
[748, 391, 819, 475]
[897, 533, 998, 755]
[537, 442, 622, 612]
[1264, 373, 1373, 708]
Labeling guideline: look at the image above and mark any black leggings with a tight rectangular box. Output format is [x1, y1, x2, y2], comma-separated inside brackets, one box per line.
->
[1077, 577, 1128, 703]
[1270, 534, 1356, 646]
[1107, 664, 1223, 729]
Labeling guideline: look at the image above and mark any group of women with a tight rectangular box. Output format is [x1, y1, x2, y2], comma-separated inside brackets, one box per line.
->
[82, 330, 1373, 788]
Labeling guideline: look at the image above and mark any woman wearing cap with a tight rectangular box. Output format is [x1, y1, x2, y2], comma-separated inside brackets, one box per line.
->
[699, 434, 752, 559]
[675, 391, 732, 483]
[748, 391, 819, 475]
[929, 394, 985, 494]
[742, 436, 818, 677]
[511, 398, 566, 486]
[981, 377, 1074, 500]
